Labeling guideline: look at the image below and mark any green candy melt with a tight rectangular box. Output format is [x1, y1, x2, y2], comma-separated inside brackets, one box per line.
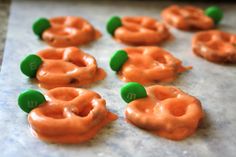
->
[18, 89, 46, 113]
[32, 18, 51, 38]
[109, 50, 128, 72]
[20, 54, 42, 78]
[205, 6, 223, 24]
[106, 16, 122, 35]
[121, 82, 147, 103]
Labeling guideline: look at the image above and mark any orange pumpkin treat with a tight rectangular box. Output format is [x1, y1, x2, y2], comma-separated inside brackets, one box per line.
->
[192, 30, 236, 63]
[106, 16, 171, 45]
[109, 46, 191, 85]
[17, 87, 118, 143]
[120, 83, 203, 141]
[161, 5, 223, 30]
[20, 47, 106, 89]
[32, 16, 101, 47]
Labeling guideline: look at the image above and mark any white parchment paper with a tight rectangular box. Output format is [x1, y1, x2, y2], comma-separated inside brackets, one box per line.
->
[0, 1, 236, 157]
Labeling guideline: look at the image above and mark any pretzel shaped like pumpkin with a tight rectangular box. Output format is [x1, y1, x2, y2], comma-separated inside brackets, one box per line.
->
[120, 83, 203, 140]
[33, 16, 101, 47]
[20, 47, 106, 89]
[192, 30, 236, 63]
[109, 46, 191, 85]
[18, 87, 117, 143]
[106, 16, 170, 45]
[161, 5, 223, 30]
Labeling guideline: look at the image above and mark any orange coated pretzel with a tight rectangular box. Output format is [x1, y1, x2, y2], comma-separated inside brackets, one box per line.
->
[37, 47, 106, 89]
[114, 16, 170, 45]
[125, 85, 203, 140]
[192, 30, 236, 63]
[118, 46, 191, 85]
[28, 87, 117, 143]
[161, 5, 214, 30]
[42, 16, 101, 47]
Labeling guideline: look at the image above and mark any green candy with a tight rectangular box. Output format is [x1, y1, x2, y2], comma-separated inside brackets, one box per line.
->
[18, 89, 46, 113]
[106, 16, 122, 35]
[120, 82, 147, 103]
[20, 54, 42, 78]
[205, 6, 223, 24]
[32, 18, 51, 38]
[109, 50, 128, 72]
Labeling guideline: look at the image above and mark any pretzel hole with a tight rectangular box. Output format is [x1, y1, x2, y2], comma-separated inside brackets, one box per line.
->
[72, 103, 93, 117]
[125, 26, 139, 32]
[50, 89, 79, 101]
[49, 28, 71, 36]
[44, 62, 76, 74]
[168, 101, 188, 117]
[171, 9, 181, 16]
[126, 18, 141, 25]
[65, 37, 71, 42]
[221, 34, 231, 42]
[144, 25, 157, 31]
[197, 34, 212, 42]
[153, 55, 167, 64]
[208, 41, 230, 52]
[69, 59, 87, 67]
[153, 88, 176, 100]
[69, 78, 79, 84]
[69, 21, 84, 29]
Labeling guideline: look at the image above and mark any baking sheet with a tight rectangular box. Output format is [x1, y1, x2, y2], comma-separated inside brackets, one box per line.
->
[0, 0, 236, 157]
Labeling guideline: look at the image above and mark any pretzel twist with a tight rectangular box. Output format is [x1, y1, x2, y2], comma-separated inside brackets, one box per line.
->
[161, 5, 214, 30]
[42, 16, 101, 47]
[36, 47, 106, 89]
[125, 85, 203, 140]
[118, 46, 190, 85]
[114, 16, 170, 45]
[192, 30, 236, 63]
[28, 87, 117, 143]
